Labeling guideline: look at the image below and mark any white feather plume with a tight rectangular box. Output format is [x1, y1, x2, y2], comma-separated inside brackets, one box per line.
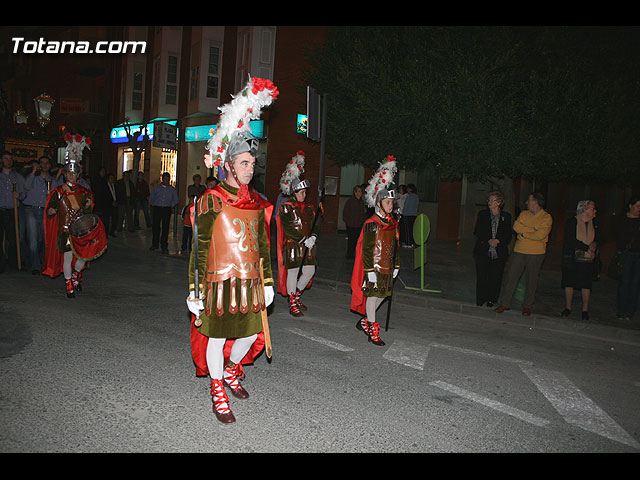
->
[279, 150, 306, 195]
[364, 155, 398, 208]
[205, 77, 279, 168]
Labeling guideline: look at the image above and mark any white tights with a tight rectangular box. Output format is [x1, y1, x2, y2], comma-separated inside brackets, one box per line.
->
[63, 251, 85, 279]
[206, 334, 257, 380]
[287, 265, 315, 295]
[365, 296, 384, 324]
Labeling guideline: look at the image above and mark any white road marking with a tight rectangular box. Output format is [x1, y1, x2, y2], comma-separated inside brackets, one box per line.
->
[429, 343, 534, 366]
[286, 327, 354, 352]
[429, 380, 551, 427]
[383, 340, 430, 370]
[521, 365, 640, 449]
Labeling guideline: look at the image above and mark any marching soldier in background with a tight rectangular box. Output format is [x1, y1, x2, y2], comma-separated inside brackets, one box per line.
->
[43, 134, 106, 297]
[276, 150, 320, 317]
[350, 155, 400, 346]
[187, 77, 278, 424]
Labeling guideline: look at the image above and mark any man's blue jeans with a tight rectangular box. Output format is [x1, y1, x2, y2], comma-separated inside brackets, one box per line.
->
[24, 205, 45, 271]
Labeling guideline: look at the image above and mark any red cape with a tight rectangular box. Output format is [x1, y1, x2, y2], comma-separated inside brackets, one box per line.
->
[189, 185, 273, 375]
[275, 199, 315, 296]
[42, 184, 93, 278]
[349, 214, 398, 315]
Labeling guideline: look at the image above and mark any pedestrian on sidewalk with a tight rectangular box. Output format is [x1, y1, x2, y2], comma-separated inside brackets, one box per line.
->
[180, 195, 194, 255]
[615, 196, 640, 322]
[401, 184, 419, 247]
[23, 156, 54, 274]
[350, 155, 400, 346]
[342, 184, 367, 259]
[495, 192, 552, 316]
[115, 170, 135, 232]
[149, 172, 178, 254]
[473, 190, 512, 307]
[275, 151, 319, 317]
[134, 171, 151, 229]
[560, 200, 601, 321]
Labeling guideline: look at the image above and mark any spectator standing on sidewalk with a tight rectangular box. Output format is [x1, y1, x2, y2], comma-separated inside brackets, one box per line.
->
[23, 156, 54, 274]
[149, 172, 178, 253]
[0, 151, 25, 273]
[115, 170, 135, 232]
[473, 190, 512, 307]
[560, 200, 601, 321]
[495, 192, 552, 316]
[134, 171, 151, 229]
[342, 184, 367, 259]
[401, 184, 419, 247]
[615, 196, 640, 322]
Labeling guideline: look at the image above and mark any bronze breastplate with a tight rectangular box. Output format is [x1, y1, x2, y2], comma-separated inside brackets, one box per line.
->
[58, 189, 83, 232]
[373, 227, 395, 274]
[205, 201, 261, 284]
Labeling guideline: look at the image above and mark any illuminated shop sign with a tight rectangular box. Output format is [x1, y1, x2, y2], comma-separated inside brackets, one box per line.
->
[110, 120, 264, 144]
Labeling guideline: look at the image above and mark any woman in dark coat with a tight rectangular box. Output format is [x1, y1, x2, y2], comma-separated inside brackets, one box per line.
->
[561, 200, 601, 321]
[473, 190, 512, 307]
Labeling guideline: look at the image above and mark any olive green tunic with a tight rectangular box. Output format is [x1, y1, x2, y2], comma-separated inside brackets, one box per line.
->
[188, 182, 273, 339]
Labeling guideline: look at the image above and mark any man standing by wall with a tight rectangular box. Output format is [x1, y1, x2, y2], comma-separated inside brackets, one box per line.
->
[495, 192, 553, 316]
[149, 172, 178, 254]
[23, 156, 54, 274]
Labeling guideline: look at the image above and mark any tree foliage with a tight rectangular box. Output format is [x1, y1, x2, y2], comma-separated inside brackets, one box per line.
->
[304, 26, 640, 184]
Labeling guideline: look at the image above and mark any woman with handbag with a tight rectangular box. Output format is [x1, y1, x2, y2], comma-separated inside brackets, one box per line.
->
[615, 196, 640, 322]
[560, 200, 601, 321]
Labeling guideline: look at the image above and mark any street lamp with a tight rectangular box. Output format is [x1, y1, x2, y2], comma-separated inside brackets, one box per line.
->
[33, 91, 55, 127]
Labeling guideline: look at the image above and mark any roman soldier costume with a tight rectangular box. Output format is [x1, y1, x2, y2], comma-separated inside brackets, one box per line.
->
[276, 151, 320, 317]
[43, 133, 107, 297]
[350, 155, 400, 346]
[187, 77, 278, 424]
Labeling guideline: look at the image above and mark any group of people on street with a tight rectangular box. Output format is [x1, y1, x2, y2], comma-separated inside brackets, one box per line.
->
[5, 78, 637, 430]
[472, 189, 640, 324]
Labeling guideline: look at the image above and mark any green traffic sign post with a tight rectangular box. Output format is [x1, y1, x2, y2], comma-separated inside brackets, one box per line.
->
[404, 213, 442, 294]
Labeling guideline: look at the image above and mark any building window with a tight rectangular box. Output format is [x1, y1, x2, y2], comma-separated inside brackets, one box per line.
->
[207, 46, 220, 99]
[166, 55, 178, 105]
[340, 164, 365, 196]
[160, 148, 177, 185]
[132, 72, 143, 110]
[206, 76, 218, 99]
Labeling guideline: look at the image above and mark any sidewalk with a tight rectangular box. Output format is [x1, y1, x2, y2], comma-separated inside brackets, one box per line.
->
[111, 221, 640, 343]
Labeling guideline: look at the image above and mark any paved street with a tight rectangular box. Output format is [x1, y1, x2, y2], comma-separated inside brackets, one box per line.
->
[1, 225, 639, 452]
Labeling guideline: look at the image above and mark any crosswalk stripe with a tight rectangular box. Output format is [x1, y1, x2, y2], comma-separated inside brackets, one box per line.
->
[521, 365, 640, 449]
[383, 340, 430, 370]
[429, 380, 551, 427]
[286, 327, 354, 352]
[429, 343, 534, 366]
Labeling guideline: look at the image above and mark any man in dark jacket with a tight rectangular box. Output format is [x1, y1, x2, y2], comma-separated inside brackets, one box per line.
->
[115, 170, 135, 232]
[342, 185, 367, 259]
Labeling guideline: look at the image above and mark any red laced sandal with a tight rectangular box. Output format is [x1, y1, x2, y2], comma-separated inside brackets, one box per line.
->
[368, 321, 385, 346]
[210, 379, 235, 424]
[71, 271, 83, 292]
[356, 316, 370, 335]
[65, 278, 75, 298]
[223, 363, 249, 399]
[288, 294, 304, 317]
[295, 289, 307, 311]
